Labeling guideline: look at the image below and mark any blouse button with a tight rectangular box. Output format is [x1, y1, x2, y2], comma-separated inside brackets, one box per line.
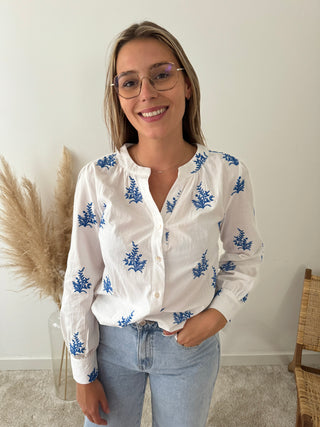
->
[154, 292, 160, 298]
[156, 256, 162, 263]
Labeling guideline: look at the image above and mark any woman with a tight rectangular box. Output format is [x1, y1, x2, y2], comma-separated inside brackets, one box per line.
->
[61, 21, 263, 427]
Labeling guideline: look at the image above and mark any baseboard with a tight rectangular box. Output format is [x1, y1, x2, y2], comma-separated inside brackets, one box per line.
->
[221, 352, 320, 366]
[221, 353, 293, 366]
[0, 358, 52, 370]
[1, 353, 319, 371]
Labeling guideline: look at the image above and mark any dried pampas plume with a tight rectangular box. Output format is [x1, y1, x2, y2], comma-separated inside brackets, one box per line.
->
[0, 147, 75, 309]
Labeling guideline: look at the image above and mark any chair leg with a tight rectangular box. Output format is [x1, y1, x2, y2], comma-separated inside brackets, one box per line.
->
[289, 344, 303, 373]
[296, 402, 302, 427]
[289, 358, 296, 373]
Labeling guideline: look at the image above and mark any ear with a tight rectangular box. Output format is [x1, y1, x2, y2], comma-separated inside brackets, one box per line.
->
[184, 76, 192, 100]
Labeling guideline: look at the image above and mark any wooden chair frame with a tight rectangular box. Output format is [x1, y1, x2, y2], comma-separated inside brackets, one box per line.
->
[288, 268, 320, 426]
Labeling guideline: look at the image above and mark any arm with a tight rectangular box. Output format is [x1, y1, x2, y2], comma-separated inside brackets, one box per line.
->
[209, 161, 263, 322]
[174, 161, 263, 347]
[60, 163, 109, 421]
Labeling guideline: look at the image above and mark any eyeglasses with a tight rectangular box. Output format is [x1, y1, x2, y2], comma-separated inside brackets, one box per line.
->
[111, 62, 184, 99]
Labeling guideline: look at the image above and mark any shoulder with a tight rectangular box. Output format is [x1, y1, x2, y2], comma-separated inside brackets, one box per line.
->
[202, 146, 249, 179]
[78, 150, 120, 181]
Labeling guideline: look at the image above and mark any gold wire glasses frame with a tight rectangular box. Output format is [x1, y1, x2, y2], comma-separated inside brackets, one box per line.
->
[111, 62, 185, 99]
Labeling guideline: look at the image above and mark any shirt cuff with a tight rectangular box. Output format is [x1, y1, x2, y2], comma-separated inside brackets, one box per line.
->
[208, 289, 243, 323]
[70, 351, 98, 384]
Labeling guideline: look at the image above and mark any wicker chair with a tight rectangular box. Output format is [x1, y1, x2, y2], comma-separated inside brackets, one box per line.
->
[288, 268, 320, 426]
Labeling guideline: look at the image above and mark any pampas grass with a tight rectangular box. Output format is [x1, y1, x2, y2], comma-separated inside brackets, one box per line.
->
[0, 148, 75, 309]
[53, 147, 74, 273]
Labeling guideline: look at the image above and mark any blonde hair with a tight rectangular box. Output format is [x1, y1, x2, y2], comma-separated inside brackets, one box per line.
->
[104, 21, 205, 151]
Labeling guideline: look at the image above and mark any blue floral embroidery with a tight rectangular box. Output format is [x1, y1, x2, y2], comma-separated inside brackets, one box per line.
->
[231, 176, 245, 195]
[103, 275, 113, 294]
[222, 153, 239, 166]
[118, 310, 134, 327]
[78, 202, 97, 228]
[192, 182, 214, 210]
[211, 267, 217, 288]
[123, 241, 147, 273]
[88, 368, 99, 383]
[220, 261, 236, 271]
[165, 231, 169, 243]
[99, 203, 107, 229]
[69, 332, 85, 356]
[72, 267, 92, 294]
[218, 220, 223, 230]
[241, 294, 248, 303]
[96, 154, 117, 170]
[209, 150, 239, 166]
[191, 153, 208, 174]
[173, 310, 193, 325]
[233, 228, 252, 251]
[215, 289, 222, 297]
[125, 176, 143, 204]
[192, 250, 209, 278]
[166, 191, 181, 213]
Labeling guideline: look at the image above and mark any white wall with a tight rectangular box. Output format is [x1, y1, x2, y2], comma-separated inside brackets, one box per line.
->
[1, 0, 319, 368]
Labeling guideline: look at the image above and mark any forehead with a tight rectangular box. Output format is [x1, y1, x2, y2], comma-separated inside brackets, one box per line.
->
[116, 38, 178, 74]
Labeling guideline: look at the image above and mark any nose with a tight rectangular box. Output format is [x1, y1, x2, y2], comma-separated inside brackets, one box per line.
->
[139, 76, 158, 100]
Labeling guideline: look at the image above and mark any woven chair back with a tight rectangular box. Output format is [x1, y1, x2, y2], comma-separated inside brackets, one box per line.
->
[297, 273, 320, 352]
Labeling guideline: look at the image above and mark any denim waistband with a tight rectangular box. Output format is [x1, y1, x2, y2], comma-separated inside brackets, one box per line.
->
[130, 320, 160, 330]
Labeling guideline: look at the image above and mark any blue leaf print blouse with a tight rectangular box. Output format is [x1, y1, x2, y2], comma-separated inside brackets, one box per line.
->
[60, 143, 263, 384]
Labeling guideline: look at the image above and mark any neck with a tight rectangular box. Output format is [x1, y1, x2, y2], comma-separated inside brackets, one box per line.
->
[129, 138, 196, 173]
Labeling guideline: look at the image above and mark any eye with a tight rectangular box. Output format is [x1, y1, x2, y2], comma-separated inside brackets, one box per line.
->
[154, 71, 170, 81]
[151, 63, 174, 82]
[120, 78, 139, 89]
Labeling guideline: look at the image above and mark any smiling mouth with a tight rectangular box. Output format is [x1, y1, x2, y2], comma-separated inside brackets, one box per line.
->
[140, 107, 167, 118]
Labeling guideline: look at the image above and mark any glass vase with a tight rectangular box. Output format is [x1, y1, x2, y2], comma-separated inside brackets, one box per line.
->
[48, 310, 76, 401]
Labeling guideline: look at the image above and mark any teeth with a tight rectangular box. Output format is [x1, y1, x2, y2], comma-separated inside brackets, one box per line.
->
[141, 108, 166, 118]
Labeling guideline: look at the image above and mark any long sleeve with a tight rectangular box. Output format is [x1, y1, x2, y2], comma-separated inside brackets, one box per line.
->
[208, 161, 263, 322]
[60, 163, 104, 384]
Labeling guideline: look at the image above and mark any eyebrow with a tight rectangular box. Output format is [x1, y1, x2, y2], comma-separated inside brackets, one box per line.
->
[117, 62, 173, 78]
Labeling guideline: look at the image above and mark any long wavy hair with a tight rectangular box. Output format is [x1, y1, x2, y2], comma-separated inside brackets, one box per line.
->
[104, 21, 205, 151]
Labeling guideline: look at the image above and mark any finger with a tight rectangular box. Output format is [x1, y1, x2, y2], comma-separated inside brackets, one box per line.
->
[176, 331, 185, 345]
[93, 414, 108, 425]
[176, 330, 191, 346]
[162, 328, 182, 336]
[101, 397, 110, 414]
[162, 330, 175, 336]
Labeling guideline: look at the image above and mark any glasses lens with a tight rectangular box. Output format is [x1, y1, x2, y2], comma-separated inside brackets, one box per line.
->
[115, 72, 140, 98]
[150, 63, 177, 91]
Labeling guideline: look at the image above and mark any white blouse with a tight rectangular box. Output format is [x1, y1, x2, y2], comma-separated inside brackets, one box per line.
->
[61, 143, 263, 384]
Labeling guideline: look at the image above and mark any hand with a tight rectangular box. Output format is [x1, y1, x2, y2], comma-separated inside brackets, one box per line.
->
[164, 309, 227, 347]
[76, 379, 110, 425]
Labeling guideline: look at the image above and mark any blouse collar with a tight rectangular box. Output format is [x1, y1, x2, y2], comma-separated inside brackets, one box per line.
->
[117, 143, 208, 179]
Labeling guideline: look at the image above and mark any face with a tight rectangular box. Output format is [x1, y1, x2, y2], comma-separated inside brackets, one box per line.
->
[115, 38, 191, 144]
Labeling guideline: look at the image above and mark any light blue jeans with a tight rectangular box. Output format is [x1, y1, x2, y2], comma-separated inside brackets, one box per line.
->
[84, 321, 220, 427]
